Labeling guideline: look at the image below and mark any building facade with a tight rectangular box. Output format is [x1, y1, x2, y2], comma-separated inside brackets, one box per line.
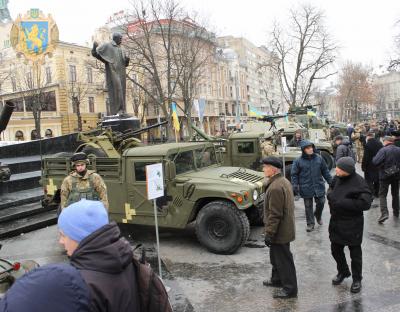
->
[373, 71, 400, 120]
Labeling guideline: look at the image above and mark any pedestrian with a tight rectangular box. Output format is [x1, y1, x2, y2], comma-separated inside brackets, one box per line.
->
[260, 133, 277, 158]
[361, 132, 383, 198]
[327, 157, 372, 294]
[392, 130, 400, 147]
[291, 140, 333, 232]
[0, 264, 91, 312]
[346, 123, 354, 143]
[261, 156, 297, 299]
[60, 152, 109, 210]
[335, 137, 355, 162]
[372, 136, 400, 223]
[58, 199, 140, 312]
[351, 126, 365, 163]
[288, 129, 303, 147]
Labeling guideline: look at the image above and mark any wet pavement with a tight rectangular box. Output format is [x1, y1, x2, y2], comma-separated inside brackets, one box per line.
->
[1, 170, 399, 311]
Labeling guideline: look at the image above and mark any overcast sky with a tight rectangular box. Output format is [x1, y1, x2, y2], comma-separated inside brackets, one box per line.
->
[8, 0, 400, 70]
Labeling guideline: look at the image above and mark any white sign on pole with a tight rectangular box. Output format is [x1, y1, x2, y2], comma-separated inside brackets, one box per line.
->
[146, 163, 164, 200]
[281, 136, 287, 153]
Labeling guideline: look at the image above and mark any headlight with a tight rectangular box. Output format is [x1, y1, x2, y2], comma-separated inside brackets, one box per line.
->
[253, 190, 258, 201]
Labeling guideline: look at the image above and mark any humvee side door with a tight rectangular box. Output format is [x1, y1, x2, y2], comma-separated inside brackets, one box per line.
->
[231, 139, 259, 169]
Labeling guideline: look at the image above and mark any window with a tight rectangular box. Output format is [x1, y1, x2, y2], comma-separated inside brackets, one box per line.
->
[237, 141, 255, 154]
[46, 67, 52, 84]
[88, 96, 95, 113]
[195, 147, 218, 169]
[3, 39, 10, 48]
[232, 104, 236, 116]
[26, 72, 33, 89]
[69, 65, 77, 82]
[87, 67, 93, 83]
[134, 162, 156, 181]
[170, 151, 195, 174]
[25, 91, 56, 112]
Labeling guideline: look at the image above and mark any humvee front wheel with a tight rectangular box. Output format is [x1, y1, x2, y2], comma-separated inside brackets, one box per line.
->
[195, 200, 250, 254]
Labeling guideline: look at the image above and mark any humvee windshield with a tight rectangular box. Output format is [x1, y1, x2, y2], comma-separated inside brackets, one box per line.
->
[170, 147, 218, 174]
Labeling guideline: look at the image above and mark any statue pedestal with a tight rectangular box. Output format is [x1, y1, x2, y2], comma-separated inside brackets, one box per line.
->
[100, 114, 141, 133]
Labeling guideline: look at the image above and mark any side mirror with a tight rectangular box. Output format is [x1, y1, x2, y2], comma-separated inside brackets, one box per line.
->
[164, 161, 176, 180]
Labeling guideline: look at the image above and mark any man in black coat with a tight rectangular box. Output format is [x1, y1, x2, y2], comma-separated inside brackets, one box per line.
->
[327, 157, 372, 294]
[58, 199, 140, 312]
[372, 136, 400, 223]
[362, 132, 383, 197]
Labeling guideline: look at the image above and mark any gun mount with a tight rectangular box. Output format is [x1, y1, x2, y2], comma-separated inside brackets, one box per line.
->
[76, 121, 168, 157]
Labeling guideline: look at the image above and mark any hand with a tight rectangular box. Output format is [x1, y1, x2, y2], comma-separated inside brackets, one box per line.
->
[264, 235, 273, 247]
[293, 185, 300, 196]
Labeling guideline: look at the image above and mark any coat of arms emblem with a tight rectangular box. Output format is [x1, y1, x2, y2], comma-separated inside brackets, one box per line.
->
[10, 8, 58, 62]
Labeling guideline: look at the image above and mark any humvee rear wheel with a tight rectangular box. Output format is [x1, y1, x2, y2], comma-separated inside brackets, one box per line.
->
[195, 200, 250, 254]
[321, 151, 334, 170]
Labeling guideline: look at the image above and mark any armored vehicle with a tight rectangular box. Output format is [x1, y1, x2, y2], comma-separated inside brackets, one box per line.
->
[42, 141, 265, 255]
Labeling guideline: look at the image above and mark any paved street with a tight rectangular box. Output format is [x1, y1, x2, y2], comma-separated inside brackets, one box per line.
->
[1, 172, 399, 312]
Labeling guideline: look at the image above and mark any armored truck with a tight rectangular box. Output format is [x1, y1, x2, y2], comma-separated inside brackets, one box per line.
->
[42, 142, 265, 255]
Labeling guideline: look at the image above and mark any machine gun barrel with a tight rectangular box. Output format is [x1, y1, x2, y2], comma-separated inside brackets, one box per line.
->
[116, 120, 168, 141]
[191, 123, 214, 141]
[0, 101, 15, 134]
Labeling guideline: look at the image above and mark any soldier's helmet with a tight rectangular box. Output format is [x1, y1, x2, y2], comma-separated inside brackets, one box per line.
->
[70, 152, 89, 166]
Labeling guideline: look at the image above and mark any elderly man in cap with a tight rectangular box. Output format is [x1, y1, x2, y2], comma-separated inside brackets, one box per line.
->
[60, 152, 108, 210]
[262, 156, 298, 299]
[58, 199, 140, 312]
[328, 157, 372, 293]
[373, 136, 400, 223]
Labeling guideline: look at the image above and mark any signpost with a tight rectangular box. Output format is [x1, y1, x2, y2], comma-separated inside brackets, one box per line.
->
[146, 163, 164, 279]
[281, 136, 287, 177]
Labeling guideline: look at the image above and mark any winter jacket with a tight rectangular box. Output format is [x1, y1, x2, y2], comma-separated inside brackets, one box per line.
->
[372, 143, 400, 180]
[335, 139, 355, 161]
[328, 173, 372, 246]
[0, 264, 90, 312]
[361, 138, 383, 182]
[263, 173, 295, 244]
[288, 137, 303, 147]
[291, 140, 333, 198]
[70, 222, 140, 312]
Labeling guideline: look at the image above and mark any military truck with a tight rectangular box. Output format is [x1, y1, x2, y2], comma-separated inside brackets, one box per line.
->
[42, 141, 265, 255]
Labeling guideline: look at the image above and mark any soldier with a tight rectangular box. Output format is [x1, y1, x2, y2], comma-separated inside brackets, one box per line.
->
[260, 133, 277, 158]
[60, 152, 109, 210]
[351, 126, 365, 163]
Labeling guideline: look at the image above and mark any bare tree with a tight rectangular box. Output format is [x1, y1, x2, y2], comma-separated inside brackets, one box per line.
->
[0, 53, 11, 101]
[389, 19, 400, 70]
[337, 62, 375, 122]
[266, 4, 338, 110]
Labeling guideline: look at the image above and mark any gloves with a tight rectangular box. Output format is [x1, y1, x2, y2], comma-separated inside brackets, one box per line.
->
[264, 235, 273, 247]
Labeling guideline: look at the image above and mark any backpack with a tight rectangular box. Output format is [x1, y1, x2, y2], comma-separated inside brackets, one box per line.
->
[132, 246, 173, 312]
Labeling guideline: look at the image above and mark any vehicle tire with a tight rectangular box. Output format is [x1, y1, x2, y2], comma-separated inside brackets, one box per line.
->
[284, 164, 292, 182]
[81, 145, 107, 157]
[321, 151, 334, 170]
[195, 200, 250, 254]
[246, 205, 264, 226]
[52, 152, 73, 158]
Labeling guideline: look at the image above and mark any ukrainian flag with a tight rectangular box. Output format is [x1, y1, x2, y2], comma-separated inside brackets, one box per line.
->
[307, 109, 316, 117]
[248, 105, 264, 118]
[171, 102, 180, 131]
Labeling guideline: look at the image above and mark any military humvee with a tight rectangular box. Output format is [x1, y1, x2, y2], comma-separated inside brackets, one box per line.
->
[42, 141, 265, 255]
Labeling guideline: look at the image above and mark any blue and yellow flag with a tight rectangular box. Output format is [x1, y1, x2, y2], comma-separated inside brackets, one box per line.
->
[171, 102, 180, 131]
[248, 105, 264, 118]
[307, 109, 316, 117]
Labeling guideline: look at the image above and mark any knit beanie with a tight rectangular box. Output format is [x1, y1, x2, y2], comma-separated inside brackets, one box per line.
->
[58, 199, 109, 243]
[336, 157, 355, 174]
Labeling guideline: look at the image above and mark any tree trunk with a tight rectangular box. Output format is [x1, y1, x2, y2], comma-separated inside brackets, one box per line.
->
[76, 99, 83, 131]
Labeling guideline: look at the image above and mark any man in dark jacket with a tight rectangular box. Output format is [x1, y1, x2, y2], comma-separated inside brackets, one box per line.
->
[58, 199, 140, 312]
[262, 156, 297, 299]
[0, 264, 91, 312]
[328, 157, 372, 294]
[291, 140, 333, 232]
[362, 132, 383, 198]
[372, 136, 400, 223]
[335, 138, 355, 161]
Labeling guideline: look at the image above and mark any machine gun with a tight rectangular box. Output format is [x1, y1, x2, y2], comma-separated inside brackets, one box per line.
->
[0, 102, 15, 182]
[259, 114, 288, 131]
[76, 121, 168, 157]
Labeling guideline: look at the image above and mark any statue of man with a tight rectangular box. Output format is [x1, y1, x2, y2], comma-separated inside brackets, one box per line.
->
[92, 33, 130, 115]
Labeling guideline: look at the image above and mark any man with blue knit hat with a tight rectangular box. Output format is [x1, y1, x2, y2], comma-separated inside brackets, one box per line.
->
[58, 199, 140, 312]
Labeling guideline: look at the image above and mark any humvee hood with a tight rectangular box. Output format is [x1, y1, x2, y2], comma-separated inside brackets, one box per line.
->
[181, 166, 263, 187]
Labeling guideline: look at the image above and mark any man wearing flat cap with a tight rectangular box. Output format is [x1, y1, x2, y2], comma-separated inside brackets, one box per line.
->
[372, 136, 400, 223]
[262, 156, 298, 299]
[60, 152, 109, 210]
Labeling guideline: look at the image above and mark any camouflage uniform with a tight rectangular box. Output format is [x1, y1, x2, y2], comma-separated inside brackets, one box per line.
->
[351, 127, 364, 163]
[60, 170, 109, 210]
[261, 140, 277, 158]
